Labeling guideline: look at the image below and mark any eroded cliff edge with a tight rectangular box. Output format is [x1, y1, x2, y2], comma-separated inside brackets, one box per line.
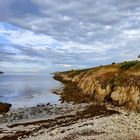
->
[54, 61, 140, 111]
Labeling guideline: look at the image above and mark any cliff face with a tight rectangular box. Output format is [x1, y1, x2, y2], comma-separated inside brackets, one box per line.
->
[54, 61, 140, 111]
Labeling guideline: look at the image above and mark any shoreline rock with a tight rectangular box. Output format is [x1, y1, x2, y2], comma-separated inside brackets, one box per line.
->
[0, 102, 12, 113]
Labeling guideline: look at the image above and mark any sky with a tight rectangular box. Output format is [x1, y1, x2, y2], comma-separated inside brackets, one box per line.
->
[0, 0, 140, 73]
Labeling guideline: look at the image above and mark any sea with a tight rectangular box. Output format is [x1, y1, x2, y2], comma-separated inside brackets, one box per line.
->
[0, 73, 61, 108]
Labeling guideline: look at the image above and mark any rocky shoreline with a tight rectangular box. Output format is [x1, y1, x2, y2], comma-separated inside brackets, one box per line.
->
[0, 102, 120, 140]
[0, 63, 140, 140]
[0, 102, 139, 140]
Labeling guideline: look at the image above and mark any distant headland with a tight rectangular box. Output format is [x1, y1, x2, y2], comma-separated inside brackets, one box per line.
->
[0, 71, 4, 74]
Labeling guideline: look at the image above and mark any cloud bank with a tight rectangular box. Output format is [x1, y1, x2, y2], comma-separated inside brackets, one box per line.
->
[0, 0, 140, 72]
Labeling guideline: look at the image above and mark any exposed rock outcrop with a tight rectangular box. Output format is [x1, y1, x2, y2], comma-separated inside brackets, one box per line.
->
[54, 61, 140, 111]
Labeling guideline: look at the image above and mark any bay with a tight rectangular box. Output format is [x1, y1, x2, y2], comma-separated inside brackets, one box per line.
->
[0, 73, 61, 108]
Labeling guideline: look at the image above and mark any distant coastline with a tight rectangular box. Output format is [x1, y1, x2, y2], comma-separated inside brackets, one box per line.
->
[0, 71, 4, 74]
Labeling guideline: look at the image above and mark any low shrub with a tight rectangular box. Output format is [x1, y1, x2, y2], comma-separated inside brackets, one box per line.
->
[120, 61, 139, 70]
[112, 62, 115, 65]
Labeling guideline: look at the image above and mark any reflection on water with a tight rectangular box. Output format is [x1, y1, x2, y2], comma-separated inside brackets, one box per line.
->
[0, 73, 61, 108]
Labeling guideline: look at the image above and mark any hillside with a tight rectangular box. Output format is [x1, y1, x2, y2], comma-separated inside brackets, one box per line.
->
[54, 61, 140, 111]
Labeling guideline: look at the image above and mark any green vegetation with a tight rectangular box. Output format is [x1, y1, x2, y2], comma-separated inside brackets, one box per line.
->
[130, 62, 140, 72]
[112, 62, 116, 65]
[55, 61, 140, 79]
[62, 68, 94, 78]
[120, 61, 139, 70]
[63, 68, 93, 74]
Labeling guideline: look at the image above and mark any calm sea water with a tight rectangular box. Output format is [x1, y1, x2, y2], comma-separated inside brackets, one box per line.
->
[0, 73, 61, 108]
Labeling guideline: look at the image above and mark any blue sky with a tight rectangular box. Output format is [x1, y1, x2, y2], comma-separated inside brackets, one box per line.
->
[0, 0, 140, 72]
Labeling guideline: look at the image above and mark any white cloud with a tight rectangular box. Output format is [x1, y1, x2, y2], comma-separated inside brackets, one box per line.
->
[0, 0, 140, 72]
[123, 29, 140, 39]
[63, 64, 72, 67]
[0, 24, 57, 47]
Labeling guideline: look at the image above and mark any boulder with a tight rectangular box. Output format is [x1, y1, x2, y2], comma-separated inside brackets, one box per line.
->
[0, 103, 12, 113]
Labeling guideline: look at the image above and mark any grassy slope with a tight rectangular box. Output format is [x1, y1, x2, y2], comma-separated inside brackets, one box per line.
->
[61, 60, 140, 78]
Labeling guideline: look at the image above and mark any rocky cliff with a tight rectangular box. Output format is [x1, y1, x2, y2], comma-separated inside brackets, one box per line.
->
[54, 61, 140, 111]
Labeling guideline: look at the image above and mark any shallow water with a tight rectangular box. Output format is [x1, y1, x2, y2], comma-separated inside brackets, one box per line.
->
[0, 73, 61, 108]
